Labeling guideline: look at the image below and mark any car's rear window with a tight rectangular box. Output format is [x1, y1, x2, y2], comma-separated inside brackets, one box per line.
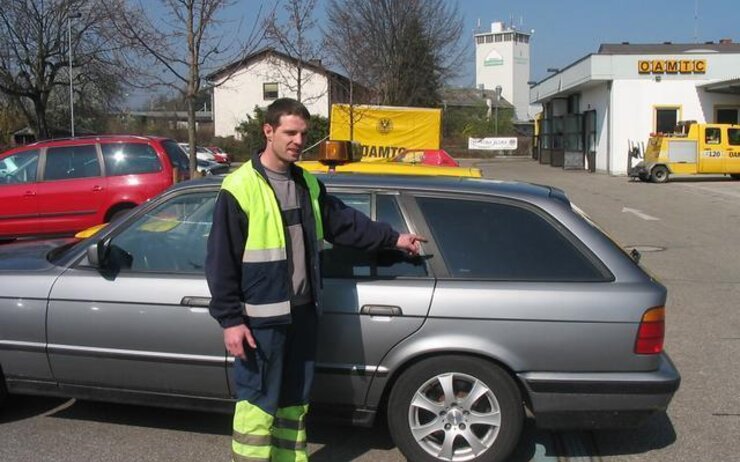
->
[417, 196, 608, 281]
[162, 140, 190, 171]
[102, 143, 162, 176]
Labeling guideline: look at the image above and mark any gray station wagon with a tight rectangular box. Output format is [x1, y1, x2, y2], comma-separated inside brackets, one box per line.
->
[0, 174, 679, 462]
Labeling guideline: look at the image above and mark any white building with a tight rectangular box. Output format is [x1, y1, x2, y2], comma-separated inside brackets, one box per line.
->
[530, 41, 740, 174]
[208, 48, 351, 138]
[475, 21, 534, 122]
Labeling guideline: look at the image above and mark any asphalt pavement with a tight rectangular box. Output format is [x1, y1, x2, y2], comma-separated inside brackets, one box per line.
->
[1, 157, 738, 461]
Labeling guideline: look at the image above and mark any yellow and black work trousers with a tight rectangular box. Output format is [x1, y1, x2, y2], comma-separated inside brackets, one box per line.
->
[231, 305, 317, 462]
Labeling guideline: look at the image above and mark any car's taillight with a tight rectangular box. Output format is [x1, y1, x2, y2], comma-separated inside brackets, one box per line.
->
[635, 306, 665, 354]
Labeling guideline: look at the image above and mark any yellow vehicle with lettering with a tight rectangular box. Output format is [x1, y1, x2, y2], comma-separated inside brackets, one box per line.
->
[299, 140, 482, 178]
[629, 122, 740, 183]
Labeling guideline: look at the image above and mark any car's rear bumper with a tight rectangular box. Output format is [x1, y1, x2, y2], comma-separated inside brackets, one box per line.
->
[518, 353, 680, 430]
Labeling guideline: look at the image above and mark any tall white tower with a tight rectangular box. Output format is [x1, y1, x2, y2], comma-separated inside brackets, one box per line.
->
[475, 21, 532, 121]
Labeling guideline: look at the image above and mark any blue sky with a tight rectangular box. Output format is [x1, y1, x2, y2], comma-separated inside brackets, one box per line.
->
[131, 0, 737, 105]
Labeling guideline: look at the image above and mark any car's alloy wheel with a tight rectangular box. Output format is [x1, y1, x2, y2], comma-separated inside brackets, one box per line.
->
[388, 356, 523, 462]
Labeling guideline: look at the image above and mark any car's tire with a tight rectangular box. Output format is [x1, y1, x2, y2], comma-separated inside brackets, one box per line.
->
[387, 356, 524, 462]
[650, 165, 670, 183]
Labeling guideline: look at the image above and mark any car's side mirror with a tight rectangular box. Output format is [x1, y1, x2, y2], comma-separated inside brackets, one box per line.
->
[86, 238, 111, 267]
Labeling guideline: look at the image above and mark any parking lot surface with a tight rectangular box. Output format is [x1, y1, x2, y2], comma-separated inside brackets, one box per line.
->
[1, 157, 738, 461]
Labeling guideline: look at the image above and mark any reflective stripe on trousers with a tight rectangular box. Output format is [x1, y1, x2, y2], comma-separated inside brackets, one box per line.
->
[232, 401, 309, 462]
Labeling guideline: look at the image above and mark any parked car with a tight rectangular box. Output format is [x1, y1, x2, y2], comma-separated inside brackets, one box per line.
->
[177, 143, 216, 162]
[0, 135, 190, 240]
[207, 146, 232, 165]
[391, 148, 460, 167]
[0, 174, 679, 462]
[196, 158, 230, 176]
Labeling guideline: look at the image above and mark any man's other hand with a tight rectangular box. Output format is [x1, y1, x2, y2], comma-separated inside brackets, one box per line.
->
[396, 233, 426, 256]
[224, 324, 256, 360]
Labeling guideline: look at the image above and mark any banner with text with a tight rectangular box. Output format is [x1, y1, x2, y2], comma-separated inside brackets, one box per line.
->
[468, 137, 518, 151]
[330, 104, 442, 161]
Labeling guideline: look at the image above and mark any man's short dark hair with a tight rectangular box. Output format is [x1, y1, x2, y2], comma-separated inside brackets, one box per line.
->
[265, 98, 311, 127]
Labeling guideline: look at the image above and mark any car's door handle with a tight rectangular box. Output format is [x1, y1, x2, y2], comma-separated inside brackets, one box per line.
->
[361, 305, 402, 316]
[92, 185, 104, 191]
[23, 190, 36, 197]
[181, 296, 211, 307]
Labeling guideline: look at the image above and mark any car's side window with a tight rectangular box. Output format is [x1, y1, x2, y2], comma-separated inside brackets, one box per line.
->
[0, 150, 39, 184]
[102, 143, 162, 176]
[44, 145, 100, 180]
[322, 192, 427, 278]
[417, 196, 607, 281]
[105, 191, 216, 273]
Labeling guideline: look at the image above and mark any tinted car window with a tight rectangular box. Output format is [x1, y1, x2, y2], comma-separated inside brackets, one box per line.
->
[417, 197, 606, 281]
[323, 193, 427, 278]
[0, 150, 39, 184]
[106, 192, 216, 273]
[102, 143, 162, 176]
[162, 139, 190, 171]
[44, 145, 100, 180]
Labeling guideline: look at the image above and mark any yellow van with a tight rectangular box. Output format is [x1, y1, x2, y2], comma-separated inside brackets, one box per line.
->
[629, 122, 740, 183]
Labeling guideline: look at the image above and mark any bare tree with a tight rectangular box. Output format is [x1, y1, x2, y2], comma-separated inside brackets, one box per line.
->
[263, 0, 322, 103]
[109, 0, 265, 175]
[0, 0, 133, 139]
[325, 0, 464, 107]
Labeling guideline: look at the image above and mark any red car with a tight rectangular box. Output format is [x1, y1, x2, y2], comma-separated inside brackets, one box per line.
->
[391, 149, 459, 167]
[0, 135, 190, 240]
[207, 146, 231, 165]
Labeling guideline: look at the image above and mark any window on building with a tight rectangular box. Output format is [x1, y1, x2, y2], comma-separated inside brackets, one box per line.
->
[567, 94, 580, 114]
[485, 35, 493, 43]
[263, 82, 279, 100]
[655, 107, 679, 134]
[476, 36, 484, 44]
[495, 35, 503, 42]
[503, 33, 512, 42]
[717, 108, 739, 124]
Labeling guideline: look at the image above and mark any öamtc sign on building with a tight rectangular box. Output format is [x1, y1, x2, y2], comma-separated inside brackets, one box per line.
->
[638, 59, 707, 74]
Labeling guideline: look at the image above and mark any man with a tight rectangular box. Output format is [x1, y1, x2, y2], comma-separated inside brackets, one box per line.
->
[206, 98, 424, 462]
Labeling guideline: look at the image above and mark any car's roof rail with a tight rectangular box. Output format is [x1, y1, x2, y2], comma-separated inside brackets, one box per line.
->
[27, 134, 154, 146]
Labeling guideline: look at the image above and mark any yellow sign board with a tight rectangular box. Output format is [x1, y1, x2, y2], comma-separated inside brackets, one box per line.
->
[329, 104, 442, 161]
[637, 59, 706, 74]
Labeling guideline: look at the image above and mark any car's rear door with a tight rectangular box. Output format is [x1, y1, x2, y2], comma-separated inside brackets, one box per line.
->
[46, 189, 229, 398]
[37, 143, 108, 234]
[310, 190, 435, 408]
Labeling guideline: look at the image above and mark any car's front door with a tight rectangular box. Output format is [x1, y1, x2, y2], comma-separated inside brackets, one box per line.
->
[0, 150, 40, 237]
[46, 190, 229, 398]
[310, 191, 434, 408]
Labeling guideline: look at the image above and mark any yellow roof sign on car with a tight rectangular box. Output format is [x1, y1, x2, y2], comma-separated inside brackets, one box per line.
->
[299, 140, 481, 178]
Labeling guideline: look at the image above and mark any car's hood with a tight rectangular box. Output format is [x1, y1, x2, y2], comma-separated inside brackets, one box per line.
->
[0, 238, 76, 271]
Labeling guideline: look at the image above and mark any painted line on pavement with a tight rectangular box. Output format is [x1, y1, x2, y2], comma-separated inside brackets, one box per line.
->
[622, 207, 660, 221]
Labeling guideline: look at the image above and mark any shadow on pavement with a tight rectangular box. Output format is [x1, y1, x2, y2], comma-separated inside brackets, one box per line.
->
[38, 397, 232, 436]
[0, 395, 71, 423]
[592, 412, 677, 456]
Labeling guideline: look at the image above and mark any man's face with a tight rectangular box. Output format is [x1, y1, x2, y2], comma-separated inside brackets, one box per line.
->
[263, 114, 309, 164]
